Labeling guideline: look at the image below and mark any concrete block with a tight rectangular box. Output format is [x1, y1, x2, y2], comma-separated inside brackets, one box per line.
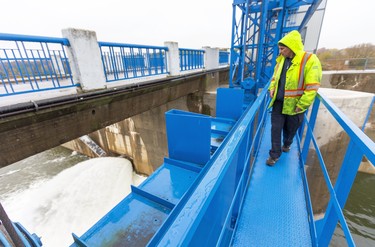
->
[164, 41, 180, 76]
[62, 28, 106, 91]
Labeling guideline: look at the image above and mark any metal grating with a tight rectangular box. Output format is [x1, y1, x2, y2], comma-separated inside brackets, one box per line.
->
[232, 114, 312, 246]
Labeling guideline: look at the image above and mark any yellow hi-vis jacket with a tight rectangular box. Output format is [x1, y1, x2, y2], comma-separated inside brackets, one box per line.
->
[268, 30, 322, 115]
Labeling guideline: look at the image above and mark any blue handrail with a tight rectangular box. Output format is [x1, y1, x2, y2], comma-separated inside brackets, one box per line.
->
[179, 48, 205, 71]
[299, 91, 375, 246]
[98, 42, 169, 82]
[0, 32, 229, 98]
[0, 33, 69, 45]
[0, 33, 76, 96]
[361, 96, 375, 131]
[217, 93, 270, 245]
[219, 51, 230, 65]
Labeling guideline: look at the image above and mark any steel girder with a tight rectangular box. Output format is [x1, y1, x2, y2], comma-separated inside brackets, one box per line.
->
[229, 0, 323, 95]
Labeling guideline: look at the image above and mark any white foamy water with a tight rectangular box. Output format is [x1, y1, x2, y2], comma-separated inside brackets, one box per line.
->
[2, 157, 146, 247]
[0, 168, 21, 177]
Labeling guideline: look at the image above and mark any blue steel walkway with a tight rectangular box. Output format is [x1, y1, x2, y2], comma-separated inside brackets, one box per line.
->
[69, 88, 318, 246]
[233, 114, 312, 246]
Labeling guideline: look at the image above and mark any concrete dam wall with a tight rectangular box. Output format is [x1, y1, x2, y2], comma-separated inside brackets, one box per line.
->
[63, 69, 228, 175]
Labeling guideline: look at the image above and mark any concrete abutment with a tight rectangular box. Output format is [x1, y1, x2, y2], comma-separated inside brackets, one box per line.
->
[62, 70, 229, 175]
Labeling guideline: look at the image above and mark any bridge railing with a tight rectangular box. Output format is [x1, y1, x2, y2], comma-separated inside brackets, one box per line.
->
[98, 42, 169, 82]
[298, 91, 375, 246]
[0, 32, 229, 98]
[219, 51, 230, 65]
[0, 33, 76, 96]
[179, 48, 205, 71]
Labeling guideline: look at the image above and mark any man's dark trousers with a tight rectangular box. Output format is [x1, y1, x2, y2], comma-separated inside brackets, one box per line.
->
[269, 100, 304, 159]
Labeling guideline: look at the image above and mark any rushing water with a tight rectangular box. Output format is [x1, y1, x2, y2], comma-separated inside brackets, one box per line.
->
[0, 146, 374, 246]
[0, 146, 145, 247]
[331, 172, 375, 246]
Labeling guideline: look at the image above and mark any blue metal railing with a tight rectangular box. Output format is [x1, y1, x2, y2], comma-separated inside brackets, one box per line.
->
[298, 91, 375, 246]
[219, 51, 230, 65]
[0, 33, 76, 96]
[362, 96, 375, 131]
[98, 42, 168, 82]
[179, 48, 204, 71]
[0, 32, 229, 97]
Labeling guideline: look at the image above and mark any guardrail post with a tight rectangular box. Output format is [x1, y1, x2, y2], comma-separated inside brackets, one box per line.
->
[203, 46, 219, 70]
[164, 41, 180, 76]
[62, 28, 106, 91]
[317, 141, 363, 246]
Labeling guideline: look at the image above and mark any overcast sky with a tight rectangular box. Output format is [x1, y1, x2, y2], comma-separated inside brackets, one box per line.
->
[2, 0, 374, 50]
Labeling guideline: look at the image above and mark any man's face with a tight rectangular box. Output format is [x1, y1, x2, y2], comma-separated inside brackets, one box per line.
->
[278, 45, 294, 58]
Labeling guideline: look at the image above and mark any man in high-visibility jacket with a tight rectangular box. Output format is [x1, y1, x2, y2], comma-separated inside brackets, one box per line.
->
[266, 30, 322, 166]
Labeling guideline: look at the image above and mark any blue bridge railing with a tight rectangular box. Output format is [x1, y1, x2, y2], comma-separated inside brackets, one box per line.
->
[179, 48, 205, 71]
[0, 33, 229, 98]
[0, 33, 76, 96]
[298, 91, 375, 246]
[98, 42, 169, 82]
[219, 51, 230, 65]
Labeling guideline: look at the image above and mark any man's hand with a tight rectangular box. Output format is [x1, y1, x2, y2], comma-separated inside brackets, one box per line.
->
[295, 107, 302, 113]
[269, 90, 274, 98]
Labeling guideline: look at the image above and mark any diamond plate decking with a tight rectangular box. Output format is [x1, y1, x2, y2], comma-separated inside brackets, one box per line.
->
[232, 114, 312, 246]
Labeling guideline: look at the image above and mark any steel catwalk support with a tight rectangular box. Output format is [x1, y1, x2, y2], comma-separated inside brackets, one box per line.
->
[229, 0, 324, 97]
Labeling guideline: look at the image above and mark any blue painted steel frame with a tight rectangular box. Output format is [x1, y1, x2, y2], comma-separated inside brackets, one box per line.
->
[13, 222, 43, 247]
[0, 222, 43, 247]
[216, 87, 244, 120]
[165, 109, 211, 165]
[361, 96, 375, 131]
[150, 84, 271, 246]
[299, 92, 375, 246]
[228, 0, 322, 95]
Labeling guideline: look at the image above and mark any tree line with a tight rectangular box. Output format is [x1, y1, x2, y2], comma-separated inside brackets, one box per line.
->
[317, 43, 375, 70]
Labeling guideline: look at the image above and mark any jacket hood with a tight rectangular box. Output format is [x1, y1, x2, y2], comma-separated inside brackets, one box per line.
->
[278, 30, 304, 55]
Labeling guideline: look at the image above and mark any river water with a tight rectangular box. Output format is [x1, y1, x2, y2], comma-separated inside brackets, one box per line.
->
[0, 146, 374, 246]
[0, 146, 145, 247]
[330, 171, 375, 246]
